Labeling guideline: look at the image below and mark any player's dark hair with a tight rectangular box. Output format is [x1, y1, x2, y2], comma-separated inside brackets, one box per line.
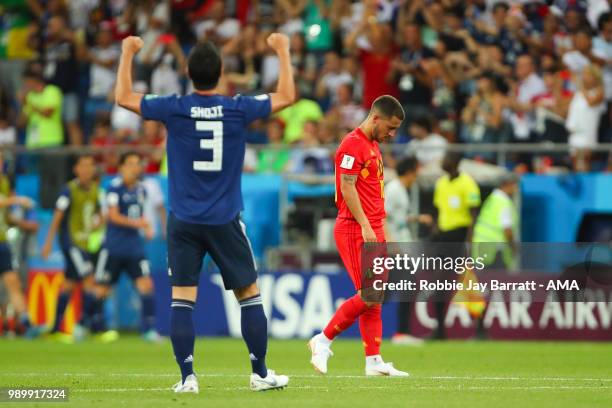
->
[188, 41, 222, 90]
[492, 2, 509, 13]
[371, 95, 405, 120]
[119, 151, 141, 166]
[396, 156, 418, 176]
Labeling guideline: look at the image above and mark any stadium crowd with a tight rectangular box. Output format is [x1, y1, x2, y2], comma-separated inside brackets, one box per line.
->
[0, 0, 611, 175]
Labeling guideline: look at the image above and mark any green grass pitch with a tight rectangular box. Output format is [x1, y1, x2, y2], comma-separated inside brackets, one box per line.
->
[0, 336, 611, 407]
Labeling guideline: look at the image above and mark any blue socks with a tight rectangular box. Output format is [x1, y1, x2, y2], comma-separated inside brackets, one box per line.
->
[79, 290, 96, 328]
[239, 295, 268, 378]
[140, 294, 156, 333]
[170, 299, 195, 383]
[90, 297, 107, 333]
[52, 291, 71, 332]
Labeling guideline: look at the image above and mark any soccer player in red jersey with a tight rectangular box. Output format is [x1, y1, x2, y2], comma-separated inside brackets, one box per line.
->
[308, 95, 409, 376]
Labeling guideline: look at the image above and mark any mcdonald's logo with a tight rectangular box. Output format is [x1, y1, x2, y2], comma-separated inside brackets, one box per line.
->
[27, 270, 82, 333]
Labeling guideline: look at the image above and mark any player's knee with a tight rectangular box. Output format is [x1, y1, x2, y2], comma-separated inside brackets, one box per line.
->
[96, 285, 111, 299]
[81, 275, 95, 291]
[2, 271, 21, 290]
[61, 280, 76, 292]
[136, 277, 154, 294]
[233, 282, 259, 301]
[172, 286, 197, 302]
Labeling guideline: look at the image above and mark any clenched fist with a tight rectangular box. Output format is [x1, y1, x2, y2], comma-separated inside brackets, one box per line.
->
[122, 36, 144, 54]
[266, 33, 290, 54]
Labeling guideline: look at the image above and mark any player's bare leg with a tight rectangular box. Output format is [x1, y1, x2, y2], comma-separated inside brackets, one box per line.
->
[170, 286, 198, 393]
[234, 282, 289, 391]
[135, 276, 159, 342]
[2, 270, 43, 337]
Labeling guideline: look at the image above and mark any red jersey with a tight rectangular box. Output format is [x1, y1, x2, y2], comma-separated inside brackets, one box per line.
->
[335, 128, 385, 229]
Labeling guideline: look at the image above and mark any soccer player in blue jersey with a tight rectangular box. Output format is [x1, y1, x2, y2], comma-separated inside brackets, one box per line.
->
[90, 151, 158, 342]
[114, 34, 295, 392]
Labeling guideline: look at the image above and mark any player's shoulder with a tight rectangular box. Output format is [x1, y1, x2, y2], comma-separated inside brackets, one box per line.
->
[108, 177, 123, 191]
[338, 129, 367, 152]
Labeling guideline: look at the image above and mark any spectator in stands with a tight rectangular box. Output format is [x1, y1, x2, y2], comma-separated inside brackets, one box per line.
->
[566, 64, 606, 170]
[508, 54, 546, 142]
[563, 28, 605, 82]
[192, 0, 241, 45]
[85, 22, 120, 139]
[594, 12, 612, 100]
[41, 14, 83, 145]
[20, 66, 63, 149]
[461, 71, 510, 148]
[315, 51, 352, 106]
[151, 53, 182, 96]
[288, 120, 333, 175]
[276, 85, 323, 144]
[406, 115, 448, 166]
[0, 86, 16, 147]
[90, 116, 119, 174]
[256, 119, 291, 174]
[345, 13, 398, 110]
[326, 83, 366, 133]
[533, 68, 572, 144]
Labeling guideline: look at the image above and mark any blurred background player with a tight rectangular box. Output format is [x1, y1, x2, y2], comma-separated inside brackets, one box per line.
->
[0, 151, 40, 337]
[471, 173, 520, 339]
[309, 95, 409, 377]
[384, 156, 432, 346]
[431, 152, 481, 339]
[91, 152, 157, 343]
[113, 32, 295, 392]
[41, 154, 103, 342]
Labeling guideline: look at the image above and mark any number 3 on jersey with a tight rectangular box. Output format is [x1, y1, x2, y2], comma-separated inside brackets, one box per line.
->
[194, 121, 223, 171]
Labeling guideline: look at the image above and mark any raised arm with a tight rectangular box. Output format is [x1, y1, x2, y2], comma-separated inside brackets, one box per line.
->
[267, 33, 296, 113]
[115, 36, 145, 114]
[41, 209, 64, 260]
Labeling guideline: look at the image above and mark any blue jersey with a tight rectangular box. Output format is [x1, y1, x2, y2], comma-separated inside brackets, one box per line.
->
[103, 178, 147, 257]
[140, 93, 271, 225]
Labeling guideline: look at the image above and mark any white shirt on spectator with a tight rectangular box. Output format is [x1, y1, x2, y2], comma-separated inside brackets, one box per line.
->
[194, 18, 241, 41]
[593, 36, 612, 100]
[566, 89, 605, 149]
[510, 73, 546, 139]
[384, 178, 413, 242]
[0, 126, 16, 146]
[261, 54, 280, 90]
[151, 59, 181, 96]
[322, 72, 353, 103]
[89, 45, 120, 98]
[407, 133, 448, 166]
[562, 50, 591, 76]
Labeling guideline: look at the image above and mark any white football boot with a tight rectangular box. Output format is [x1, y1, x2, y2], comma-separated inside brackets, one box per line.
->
[249, 369, 289, 391]
[172, 374, 199, 393]
[365, 355, 409, 377]
[308, 333, 333, 374]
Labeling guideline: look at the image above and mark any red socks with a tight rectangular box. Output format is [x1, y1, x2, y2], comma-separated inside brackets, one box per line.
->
[359, 304, 382, 356]
[323, 294, 368, 340]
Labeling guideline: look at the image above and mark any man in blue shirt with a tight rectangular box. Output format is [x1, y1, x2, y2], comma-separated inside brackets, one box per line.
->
[115, 33, 295, 392]
[90, 152, 157, 343]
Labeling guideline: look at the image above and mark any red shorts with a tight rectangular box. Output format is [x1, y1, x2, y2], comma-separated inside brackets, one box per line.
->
[334, 219, 385, 290]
